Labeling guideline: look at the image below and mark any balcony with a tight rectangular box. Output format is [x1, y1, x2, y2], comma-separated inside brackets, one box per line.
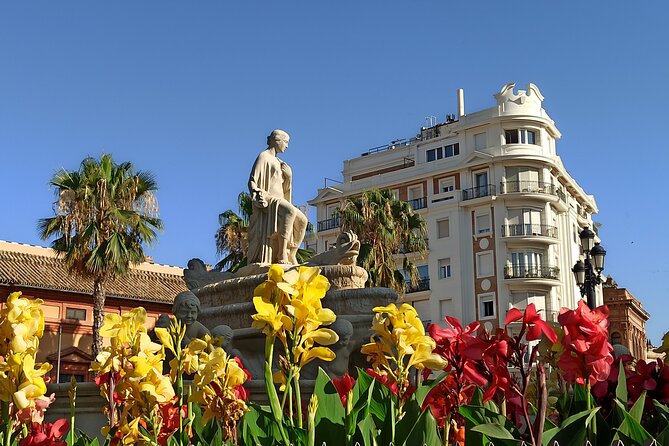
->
[317, 216, 340, 232]
[504, 265, 559, 280]
[406, 278, 430, 294]
[462, 184, 496, 201]
[500, 181, 559, 197]
[407, 196, 427, 210]
[501, 224, 558, 239]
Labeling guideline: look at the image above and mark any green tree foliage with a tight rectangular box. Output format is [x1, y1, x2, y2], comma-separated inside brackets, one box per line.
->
[215, 192, 253, 272]
[38, 154, 162, 357]
[338, 189, 427, 294]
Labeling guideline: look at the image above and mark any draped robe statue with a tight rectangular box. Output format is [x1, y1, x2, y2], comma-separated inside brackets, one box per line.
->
[247, 130, 307, 265]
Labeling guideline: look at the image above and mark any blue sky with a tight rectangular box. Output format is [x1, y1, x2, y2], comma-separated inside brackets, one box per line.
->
[1, 2, 667, 343]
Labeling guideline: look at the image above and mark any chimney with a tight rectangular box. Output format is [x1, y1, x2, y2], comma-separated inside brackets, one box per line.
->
[457, 88, 465, 118]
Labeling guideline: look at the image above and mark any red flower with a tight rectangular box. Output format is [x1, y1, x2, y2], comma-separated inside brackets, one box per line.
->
[557, 301, 614, 386]
[157, 399, 187, 446]
[20, 419, 69, 446]
[332, 373, 355, 407]
[505, 303, 558, 343]
[628, 359, 669, 408]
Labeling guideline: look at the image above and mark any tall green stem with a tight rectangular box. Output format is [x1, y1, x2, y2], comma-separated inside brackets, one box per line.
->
[293, 374, 302, 429]
[264, 337, 290, 446]
[2, 401, 11, 446]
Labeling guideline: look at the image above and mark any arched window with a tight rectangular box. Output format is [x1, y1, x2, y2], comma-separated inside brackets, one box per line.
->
[611, 332, 622, 345]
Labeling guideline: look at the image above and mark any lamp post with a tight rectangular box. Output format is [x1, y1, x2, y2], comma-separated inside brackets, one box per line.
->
[572, 226, 607, 309]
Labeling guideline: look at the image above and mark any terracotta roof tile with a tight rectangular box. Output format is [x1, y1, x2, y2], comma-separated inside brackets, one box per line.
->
[0, 241, 186, 303]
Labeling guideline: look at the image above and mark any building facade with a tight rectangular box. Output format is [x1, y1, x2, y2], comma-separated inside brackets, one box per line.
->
[309, 83, 600, 329]
[0, 240, 187, 382]
[603, 277, 650, 361]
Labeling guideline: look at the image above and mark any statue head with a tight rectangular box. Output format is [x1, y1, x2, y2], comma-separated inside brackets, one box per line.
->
[267, 129, 290, 153]
[211, 324, 234, 348]
[173, 291, 201, 326]
[154, 313, 171, 329]
[330, 318, 353, 347]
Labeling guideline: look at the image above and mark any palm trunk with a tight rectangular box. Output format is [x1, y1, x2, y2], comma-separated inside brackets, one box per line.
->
[92, 279, 106, 358]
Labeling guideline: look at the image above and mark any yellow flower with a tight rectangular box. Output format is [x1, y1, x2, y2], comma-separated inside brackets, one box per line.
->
[137, 368, 175, 403]
[366, 302, 446, 381]
[251, 296, 290, 336]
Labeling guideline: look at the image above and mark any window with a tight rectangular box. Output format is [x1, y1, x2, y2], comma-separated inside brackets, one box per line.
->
[506, 207, 542, 236]
[475, 213, 491, 234]
[438, 177, 455, 193]
[473, 171, 489, 197]
[326, 204, 339, 219]
[505, 166, 540, 185]
[439, 299, 452, 320]
[438, 258, 452, 279]
[476, 252, 494, 277]
[611, 332, 622, 345]
[474, 132, 486, 150]
[426, 143, 459, 162]
[408, 185, 423, 201]
[437, 218, 450, 238]
[59, 374, 85, 384]
[504, 129, 537, 145]
[508, 250, 545, 277]
[478, 293, 496, 319]
[417, 265, 429, 280]
[444, 143, 459, 157]
[65, 307, 86, 321]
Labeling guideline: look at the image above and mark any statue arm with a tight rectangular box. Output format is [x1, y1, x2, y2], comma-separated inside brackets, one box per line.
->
[281, 161, 292, 202]
[249, 155, 268, 208]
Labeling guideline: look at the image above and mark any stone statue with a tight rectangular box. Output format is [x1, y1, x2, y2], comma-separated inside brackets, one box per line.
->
[184, 258, 233, 290]
[307, 231, 361, 266]
[211, 324, 245, 360]
[247, 129, 307, 265]
[325, 318, 355, 377]
[173, 290, 210, 345]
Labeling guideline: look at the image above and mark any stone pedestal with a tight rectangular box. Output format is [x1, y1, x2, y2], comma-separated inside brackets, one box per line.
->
[193, 265, 398, 380]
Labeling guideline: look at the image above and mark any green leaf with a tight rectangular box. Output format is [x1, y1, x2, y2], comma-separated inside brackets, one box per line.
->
[378, 395, 396, 446]
[470, 423, 515, 439]
[656, 423, 669, 446]
[629, 390, 646, 423]
[355, 416, 378, 446]
[239, 404, 284, 446]
[616, 359, 629, 405]
[613, 398, 653, 443]
[542, 407, 599, 446]
[460, 405, 520, 446]
[313, 368, 345, 446]
[414, 371, 447, 406]
[397, 407, 442, 446]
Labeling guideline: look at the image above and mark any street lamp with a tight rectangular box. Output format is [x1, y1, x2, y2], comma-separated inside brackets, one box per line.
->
[572, 226, 607, 309]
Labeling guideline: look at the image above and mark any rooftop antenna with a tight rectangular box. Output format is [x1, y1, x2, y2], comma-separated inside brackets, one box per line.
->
[425, 116, 437, 127]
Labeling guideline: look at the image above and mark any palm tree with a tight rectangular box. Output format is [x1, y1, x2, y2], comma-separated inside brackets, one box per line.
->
[215, 192, 252, 272]
[215, 191, 314, 271]
[38, 154, 162, 357]
[338, 189, 427, 294]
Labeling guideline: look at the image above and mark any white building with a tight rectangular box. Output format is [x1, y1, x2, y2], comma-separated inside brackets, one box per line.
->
[308, 83, 600, 329]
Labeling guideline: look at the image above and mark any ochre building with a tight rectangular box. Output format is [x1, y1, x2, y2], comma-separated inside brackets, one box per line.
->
[603, 277, 650, 361]
[0, 240, 187, 382]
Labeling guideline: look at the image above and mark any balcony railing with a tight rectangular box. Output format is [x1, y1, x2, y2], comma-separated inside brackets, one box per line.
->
[406, 278, 430, 293]
[317, 216, 340, 232]
[504, 265, 559, 280]
[462, 184, 496, 201]
[407, 196, 427, 210]
[501, 224, 558, 238]
[500, 181, 559, 196]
